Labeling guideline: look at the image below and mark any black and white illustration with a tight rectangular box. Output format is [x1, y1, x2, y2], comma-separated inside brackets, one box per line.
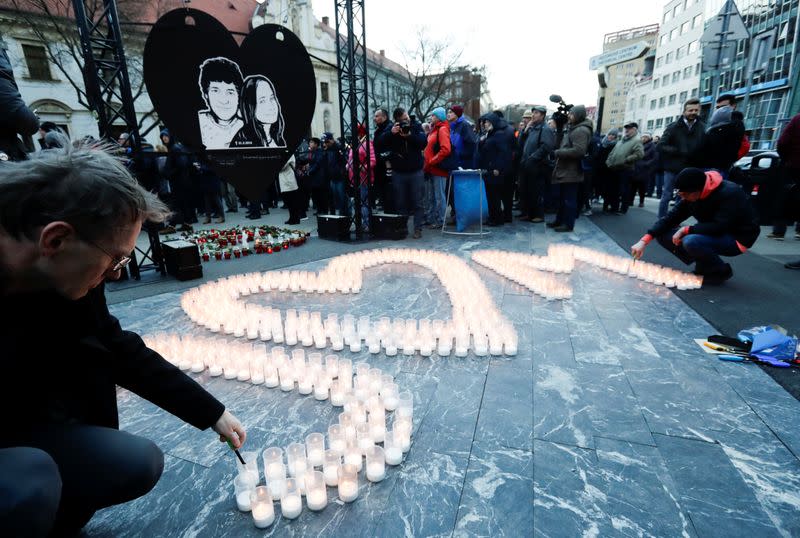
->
[197, 57, 286, 150]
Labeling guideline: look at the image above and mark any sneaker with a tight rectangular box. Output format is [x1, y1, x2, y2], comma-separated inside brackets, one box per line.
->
[703, 263, 733, 285]
[215, 217, 225, 224]
[766, 232, 785, 241]
[301, 215, 309, 221]
[785, 259, 800, 269]
[413, 229, 422, 239]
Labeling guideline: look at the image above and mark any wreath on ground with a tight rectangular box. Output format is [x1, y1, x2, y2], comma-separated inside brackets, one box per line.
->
[163, 225, 310, 261]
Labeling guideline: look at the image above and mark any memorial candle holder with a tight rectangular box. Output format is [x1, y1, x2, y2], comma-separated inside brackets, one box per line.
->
[394, 416, 412, 452]
[235, 451, 259, 485]
[234, 472, 257, 512]
[337, 464, 359, 503]
[280, 478, 303, 519]
[356, 423, 374, 455]
[306, 433, 325, 468]
[343, 440, 363, 471]
[286, 443, 307, 477]
[383, 430, 403, 465]
[365, 446, 386, 482]
[250, 486, 275, 528]
[263, 447, 286, 499]
[323, 449, 341, 486]
[397, 391, 413, 419]
[328, 424, 346, 455]
[305, 471, 327, 511]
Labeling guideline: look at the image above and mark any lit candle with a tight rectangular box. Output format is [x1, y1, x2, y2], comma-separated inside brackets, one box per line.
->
[234, 472, 257, 512]
[357, 423, 374, 454]
[383, 430, 403, 465]
[337, 464, 359, 502]
[250, 486, 275, 528]
[306, 433, 325, 467]
[344, 441, 363, 471]
[280, 478, 303, 519]
[330, 380, 345, 407]
[323, 449, 341, 486]
[365, 446, 386, 482]
[397, 391, 413, 419]
[394, 416, 412, 452]
[382, 382, 399, 411]
[305, 471, 327, 511]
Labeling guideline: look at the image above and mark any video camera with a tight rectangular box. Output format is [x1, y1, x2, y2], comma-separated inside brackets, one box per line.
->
[399, 114, 417, 135]
[549, 94, 573, 130]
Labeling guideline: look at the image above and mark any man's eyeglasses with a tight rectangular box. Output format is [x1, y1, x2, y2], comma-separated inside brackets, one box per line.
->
[84, 238, 132, 271]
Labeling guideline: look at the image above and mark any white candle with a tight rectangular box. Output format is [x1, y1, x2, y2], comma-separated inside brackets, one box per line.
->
[330, 438, 346, 454]
[306, 489, 327, 511]
[385, 446, 402, 465]
[308, 449, 324, 467]
[251, 502, 274, 528]
[281, 495, 302, 519]
[366, 462, 385, 482]
[323, 465, 339, 486]
[208, 365, 223, 377]
[338, 480, 358, 502]
[236, 491, 252, 512]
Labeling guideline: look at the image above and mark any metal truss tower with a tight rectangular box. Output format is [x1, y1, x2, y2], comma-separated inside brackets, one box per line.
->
[334, 0, 371, 238]
[72, 0, 165, 279]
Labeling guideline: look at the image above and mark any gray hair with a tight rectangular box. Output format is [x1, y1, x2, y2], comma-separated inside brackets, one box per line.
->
[0, 145, 171, 242]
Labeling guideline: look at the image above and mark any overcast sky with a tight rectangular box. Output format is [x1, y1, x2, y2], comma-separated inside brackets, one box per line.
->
[313, 0, 664, 108]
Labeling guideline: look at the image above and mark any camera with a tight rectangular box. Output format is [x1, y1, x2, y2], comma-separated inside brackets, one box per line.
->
[549, 94, 573, 130]
[399, 121, 411, 134]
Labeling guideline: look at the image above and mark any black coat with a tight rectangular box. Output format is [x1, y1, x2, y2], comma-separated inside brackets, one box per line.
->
[377, 120, 426, 173]
[0, 285, 225, 442]
[658, 118, 706, 173]
[0, 46, 38, 160]
[635, 140, 658, 181]
[647, 179, 760, 248]
[698, 121, 745, 173]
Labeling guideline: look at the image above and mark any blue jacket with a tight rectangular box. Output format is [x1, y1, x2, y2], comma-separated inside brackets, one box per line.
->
[377, 120, 427, 173]
[476, 113, 513, 183]
[449, 116, 476, 169]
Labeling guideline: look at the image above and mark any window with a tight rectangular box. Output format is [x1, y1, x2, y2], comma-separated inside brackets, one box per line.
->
[660, 34, 668, 46]
[640, 95, 646, 107]
[650, 99, 657, 110]
[647, 119, 655, 130]
[734, 67, 743, 83]
[668, 94, 676, 105]
[320, 81, 330, 102]
[679, 90, 688, 102]
[666, 52, 673, 64]
[654, 79, 660, 89]
[688, 40, 699, 54]
[674, 3, 682, 17]
[681, 21, 690, 35]
[691, 87, 698, 97]
[663, 11, 672, 23]
[656, 118, 664, 128]
[670, 28, 678, 41]
[684, 66, 693, 79]
[659, 97, 666, 108]
[692, 14, 703, 28]
[630, 98, 636, 110]
[662, 75, 670, 86]
[672, 71, 681, 83]
[665, 116, 674, 125]
[21, 44, 52, 80]
[695, 63, 701, 75]
[656, 56, 663, 68]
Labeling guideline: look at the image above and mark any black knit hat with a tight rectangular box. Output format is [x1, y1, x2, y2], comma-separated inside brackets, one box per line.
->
[674, 168, 707, 193]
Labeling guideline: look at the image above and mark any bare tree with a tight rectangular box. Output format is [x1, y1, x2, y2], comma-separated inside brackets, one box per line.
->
[397, 27, 467, 120]
[7, 0, 175, 136]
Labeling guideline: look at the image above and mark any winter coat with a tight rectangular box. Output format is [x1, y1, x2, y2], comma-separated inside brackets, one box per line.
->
[424, 120, 452, 178]
[0, 46, 38, 160]
[658, 117, 706, 173]
[322, 143, 346, 183]
[476, 113, 514, 184]
[347, 138, 376, 186]
[377, 120, 427, 173]
[373, 120, 393, 177]
[647, 171, 760, 249]
[777, 112, 800, 170]
[449, 116, 476, 169]
[634, 140, 658, 182]
[553, 114, 594, 185]
[606, 134, 644, 170]
[278, 155, 298, 193]
[306, 147, 326, 188]
[521, 121, 555, 173]
[697, 107, 745, 173]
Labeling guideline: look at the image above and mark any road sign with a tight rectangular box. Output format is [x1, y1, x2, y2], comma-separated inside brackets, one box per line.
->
[701, 0, 750, 70]
[589, 42, 649, 70]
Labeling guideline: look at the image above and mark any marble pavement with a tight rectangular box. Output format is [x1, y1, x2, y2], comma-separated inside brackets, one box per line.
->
[86, 218, 800, 537]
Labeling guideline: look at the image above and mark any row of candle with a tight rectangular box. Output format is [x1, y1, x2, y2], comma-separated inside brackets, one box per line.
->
[179, 248, 519, 356]
[472, 244, 703, 298]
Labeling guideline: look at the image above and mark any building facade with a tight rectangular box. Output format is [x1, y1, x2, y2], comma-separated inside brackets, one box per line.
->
[699, 0, 800, 149]
[597, 24, 660, 133]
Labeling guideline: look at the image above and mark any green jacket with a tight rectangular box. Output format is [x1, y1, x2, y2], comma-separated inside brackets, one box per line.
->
[605, 134, 644, 170]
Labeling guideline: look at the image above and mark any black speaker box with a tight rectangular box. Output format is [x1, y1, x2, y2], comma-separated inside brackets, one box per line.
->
[317, 214, 351, 241]
[162, 240, 203, 281]
[370, 213, 408, 239]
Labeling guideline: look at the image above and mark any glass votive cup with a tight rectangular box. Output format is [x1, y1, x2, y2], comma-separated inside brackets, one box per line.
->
[325, 354, 339, 376]
[394, 416, 412, 452]
[304, 471, 327, 511]
[338, 359, 353, 387]
[381, 382, 399, 411]
[297, 370, 313, 395]
[397, 391, 413, 419]
[313, 374, 329, 401]
[356, 423, 374, 454]
[323, 449, 341, 486]
[344, 440, 363, 471]
[286, 443, 307, 477]
[339, 412, 356, 442]
[234, 472, 257, 511]
[365, 446, 386, 482]
[280, 478, 303, 519]
[306, 433, 325, 467]
[337, 464, 359, 502]
[383, 430, 404, 465]
[278, 365, 294, 391]
[328, 424, 346, 455]
[250, 486, 275, 528]
[369, 410, 386, 443]
[236, 450, 259, 485]
[330, 380, 346, 407]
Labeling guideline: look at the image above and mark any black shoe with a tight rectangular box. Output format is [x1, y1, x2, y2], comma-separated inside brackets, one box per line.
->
[285, 219, 300, 225]
[702, 264, 733, 285]
[246, 213, 261, 220]
[784, 260, 800, 270]
[553, 225, 574, 232]
[226, 208, 238, 213]
[546, 221, 560, 228]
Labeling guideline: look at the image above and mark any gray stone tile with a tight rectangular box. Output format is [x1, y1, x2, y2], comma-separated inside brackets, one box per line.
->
[476, 360, 533, 450]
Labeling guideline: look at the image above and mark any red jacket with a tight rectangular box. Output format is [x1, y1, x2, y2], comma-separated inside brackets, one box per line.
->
[424, 121, 452, 178]
[737, 135, 750, 159]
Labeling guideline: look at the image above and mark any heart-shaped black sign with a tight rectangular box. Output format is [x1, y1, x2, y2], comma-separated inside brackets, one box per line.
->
[143, 9, 316, 200]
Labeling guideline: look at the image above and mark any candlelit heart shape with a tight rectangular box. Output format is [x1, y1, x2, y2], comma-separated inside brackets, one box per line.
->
[471, 244, 703, 299]
[181, 248, 519, 357]
[143, 9, 316, 200]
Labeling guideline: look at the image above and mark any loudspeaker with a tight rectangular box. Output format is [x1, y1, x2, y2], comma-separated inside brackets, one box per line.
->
[370, 213, 408, 239]
[317, 214, 351, 241]
[162, 239, 203, 281]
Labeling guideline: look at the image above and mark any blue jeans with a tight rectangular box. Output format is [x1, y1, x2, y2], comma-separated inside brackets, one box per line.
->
[658, 171, 677, 218]
[554, 182, 578, 229]
[331, 181, 350, 217]
[422, 174, 436, 224]
[392, 170, 424, 231]
[655, 228, 741, 272]
[358, 184, 370, 230]
[432, 175, 447, 225]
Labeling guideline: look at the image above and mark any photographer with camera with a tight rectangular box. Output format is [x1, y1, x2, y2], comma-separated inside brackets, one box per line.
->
[548, 105, 594, 232]
[373, 108, 393, 212]
[376, 107, 427, 238]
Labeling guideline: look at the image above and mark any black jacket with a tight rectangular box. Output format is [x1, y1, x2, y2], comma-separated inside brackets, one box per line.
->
[373, 121, 393, 178]
[658, 118, 706, 173]
[635, 140, 658, 180]
[647, 176, 760, 248]
[698, 121, 745, 173]
[322, 143, 346, 183]
[377, 120, 426, 173]
[0, 46, 38, 160]
[476, 113, 514, 183]
[0, 285, 225, 441]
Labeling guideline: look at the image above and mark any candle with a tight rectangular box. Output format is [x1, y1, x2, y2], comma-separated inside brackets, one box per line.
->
[234, 472, 257, 512]
[365, 446, 386, 482]
[250, 486, 275, 528]
[397, 391, 413, 419]
[395, 417, 412, 452]
[330, 381, 345, 407]
[357, 423, 374, 454]
[236, 491, 252, 512]
[306, 433, 325, 467]
[344, 442, 363, 471]
[323, 449, 341, 486]
[337, 464, 359, 502]
[281, 496, 302, 519]
[305, 471, 327, 511]
[328, 424, 346, 455]
[385, 444, 403, 466]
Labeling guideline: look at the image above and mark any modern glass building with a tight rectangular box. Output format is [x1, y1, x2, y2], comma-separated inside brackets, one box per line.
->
[699, 0, 800, 149]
